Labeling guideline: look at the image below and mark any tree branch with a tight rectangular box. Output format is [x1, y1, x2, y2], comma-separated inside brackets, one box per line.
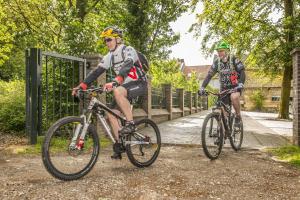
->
[86, 0, 102, 15]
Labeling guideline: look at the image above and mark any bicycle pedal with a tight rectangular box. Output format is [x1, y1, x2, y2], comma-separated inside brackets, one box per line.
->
[111, 153, 122, 160]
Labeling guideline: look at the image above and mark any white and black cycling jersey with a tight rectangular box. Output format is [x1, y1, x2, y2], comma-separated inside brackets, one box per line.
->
[99, 44, 142, 84]
[83, 44, 147, 85]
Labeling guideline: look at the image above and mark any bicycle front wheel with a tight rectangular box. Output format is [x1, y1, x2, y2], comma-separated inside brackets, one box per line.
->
[42, 116, 100, 181]
[201, 112, 224, 160]
[229, 115, 244, 151]
[126, 118, 161, 168]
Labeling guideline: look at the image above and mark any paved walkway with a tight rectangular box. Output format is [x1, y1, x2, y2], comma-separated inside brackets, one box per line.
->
[158, 111, 290, 149]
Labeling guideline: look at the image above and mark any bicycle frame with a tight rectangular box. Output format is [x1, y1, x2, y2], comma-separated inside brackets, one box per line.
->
[208, 89, 235, 138]
[73, 88, 147, 145]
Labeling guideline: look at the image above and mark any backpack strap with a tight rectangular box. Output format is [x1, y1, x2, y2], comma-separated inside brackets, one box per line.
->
[229, 54, 236, 71]
[111, 45, 127, 67]
[217, 55, 237, 72]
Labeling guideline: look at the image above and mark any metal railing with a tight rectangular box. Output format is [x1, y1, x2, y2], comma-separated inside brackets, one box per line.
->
[184, 92, 190, 107]
[172, 89, 180, 108]
[26, 48, 86, 144]
[151, 87, 166, 109]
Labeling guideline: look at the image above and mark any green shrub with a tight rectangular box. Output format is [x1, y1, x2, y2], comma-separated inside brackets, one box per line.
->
[249, 89, 265, 111]
[207, 85, 218, 108]
[0, 80, 26, 134]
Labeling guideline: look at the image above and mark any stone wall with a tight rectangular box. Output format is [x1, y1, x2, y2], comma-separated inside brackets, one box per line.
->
[292, 48, 300, 146]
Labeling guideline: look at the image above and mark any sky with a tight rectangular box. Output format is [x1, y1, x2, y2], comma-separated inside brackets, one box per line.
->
[170, 3, 213, 66]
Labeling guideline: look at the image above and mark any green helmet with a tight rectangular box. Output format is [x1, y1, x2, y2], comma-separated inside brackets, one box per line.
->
[215, 41, 230, 50]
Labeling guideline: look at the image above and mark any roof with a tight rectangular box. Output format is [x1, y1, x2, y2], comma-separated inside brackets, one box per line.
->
[182, 65, 212, 79]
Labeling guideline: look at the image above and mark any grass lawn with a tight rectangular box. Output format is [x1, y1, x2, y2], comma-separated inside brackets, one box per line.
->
[269, 145, 300, 168]
[15, 135, 112, 155]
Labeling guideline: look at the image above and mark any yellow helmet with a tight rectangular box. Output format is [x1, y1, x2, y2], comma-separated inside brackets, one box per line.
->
[100, 26, 123, 38]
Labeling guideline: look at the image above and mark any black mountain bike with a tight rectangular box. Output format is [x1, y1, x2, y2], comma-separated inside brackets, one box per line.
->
[42, 87, 161, 181]
[201, 89, 243, 160]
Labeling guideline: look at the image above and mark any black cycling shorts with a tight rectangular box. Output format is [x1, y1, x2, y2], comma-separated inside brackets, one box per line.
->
[109, 80, 147, 109]
[221, 88, 242, 105]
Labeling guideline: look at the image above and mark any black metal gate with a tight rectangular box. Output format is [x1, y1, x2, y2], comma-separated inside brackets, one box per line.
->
[26, 48, 86, 144]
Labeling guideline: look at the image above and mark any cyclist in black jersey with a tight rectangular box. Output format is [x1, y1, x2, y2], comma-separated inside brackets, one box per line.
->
[199, 41, 246, 127]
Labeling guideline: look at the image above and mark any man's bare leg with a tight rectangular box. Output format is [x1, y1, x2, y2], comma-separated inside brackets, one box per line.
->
[230, 92, 242, 127]
[107, 109, 121, 141]
[107, 109, 124, 159]
[113, 87, 133, 121]
[230, 92, 241, 117]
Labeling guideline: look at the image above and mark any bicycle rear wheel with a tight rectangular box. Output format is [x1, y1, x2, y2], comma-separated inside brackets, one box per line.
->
[42, 116, 99, 181]
[126, 118, 161, 168]
[201, 112, 224, 160]
[229, 115, 244, 151]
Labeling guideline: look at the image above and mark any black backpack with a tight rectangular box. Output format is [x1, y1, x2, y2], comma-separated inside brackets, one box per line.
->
[136, 51, 150, 73]
[118, 46, 149, 74]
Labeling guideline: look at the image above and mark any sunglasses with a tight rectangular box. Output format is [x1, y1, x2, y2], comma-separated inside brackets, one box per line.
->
[104, 38, 113, 43]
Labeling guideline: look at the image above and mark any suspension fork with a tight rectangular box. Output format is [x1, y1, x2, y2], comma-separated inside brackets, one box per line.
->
[69, 113, 92, 149]
[78, 112, 92, 140]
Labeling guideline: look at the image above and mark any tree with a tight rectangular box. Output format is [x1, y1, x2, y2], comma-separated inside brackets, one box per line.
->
[0, 0, 16, 79]
[0, 0, 191, 80]
[150, 59, 199, 92]
[124, 0, 190, 60]
[192, 0, 299, 119]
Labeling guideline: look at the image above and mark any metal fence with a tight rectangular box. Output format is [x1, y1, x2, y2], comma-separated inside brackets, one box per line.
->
[184, 92, 190, 107]
[151, 87, 166, 109]
[172, 89, 180, 108]
[26, 48, 86, 144]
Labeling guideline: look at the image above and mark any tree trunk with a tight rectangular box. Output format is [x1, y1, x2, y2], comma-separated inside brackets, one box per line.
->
[76, 0, 88, 21]
[279, 65, 292, 119]
[278, 0, 294, 119]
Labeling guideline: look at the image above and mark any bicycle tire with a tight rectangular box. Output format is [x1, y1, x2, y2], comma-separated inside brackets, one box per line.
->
[229, 115, 244, 151]
[42, 116, 99, 181]
[201, 112, 224, 160]
[126, 118, 161, 168]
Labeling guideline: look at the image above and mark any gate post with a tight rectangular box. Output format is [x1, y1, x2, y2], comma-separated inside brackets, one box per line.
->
[26, 48, 42, 144]
[292, 48, 300, 146]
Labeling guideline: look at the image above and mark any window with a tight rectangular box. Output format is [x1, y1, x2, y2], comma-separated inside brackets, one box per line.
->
[271, 96, 280, 101]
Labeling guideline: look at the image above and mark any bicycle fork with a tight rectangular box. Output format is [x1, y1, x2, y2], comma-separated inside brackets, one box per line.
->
[69, 113, 92, 150]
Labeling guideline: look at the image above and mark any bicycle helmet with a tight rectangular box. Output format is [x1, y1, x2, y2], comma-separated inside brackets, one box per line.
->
[100, 26, 123, 38]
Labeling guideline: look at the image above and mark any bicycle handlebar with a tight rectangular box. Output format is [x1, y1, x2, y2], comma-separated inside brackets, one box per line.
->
[204, 88, 237, 97]
[78, 87, 104, 94]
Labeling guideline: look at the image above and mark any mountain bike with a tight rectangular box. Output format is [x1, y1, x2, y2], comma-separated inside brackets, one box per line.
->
[201, 89, 243, 160]
[42, 87, 161, 181]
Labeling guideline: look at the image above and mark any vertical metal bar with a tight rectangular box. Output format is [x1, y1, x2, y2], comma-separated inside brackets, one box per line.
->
[29, 48, 39, 144]
[59, 60, 62, 119]
[82, 60, 87, 110]
[78, 61, 83, 112]
[45, 56, 48, 129]
[25, 49, 31, 140]
[53, 59, 56, 122]
[83, 59, 87, 80]
[37, 49, 42, 136]
[72, 60, 75, 116]
[66, 61, 69, 116]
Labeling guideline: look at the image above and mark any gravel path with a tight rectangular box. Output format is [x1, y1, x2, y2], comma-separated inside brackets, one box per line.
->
[0, 145, 300, 200]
